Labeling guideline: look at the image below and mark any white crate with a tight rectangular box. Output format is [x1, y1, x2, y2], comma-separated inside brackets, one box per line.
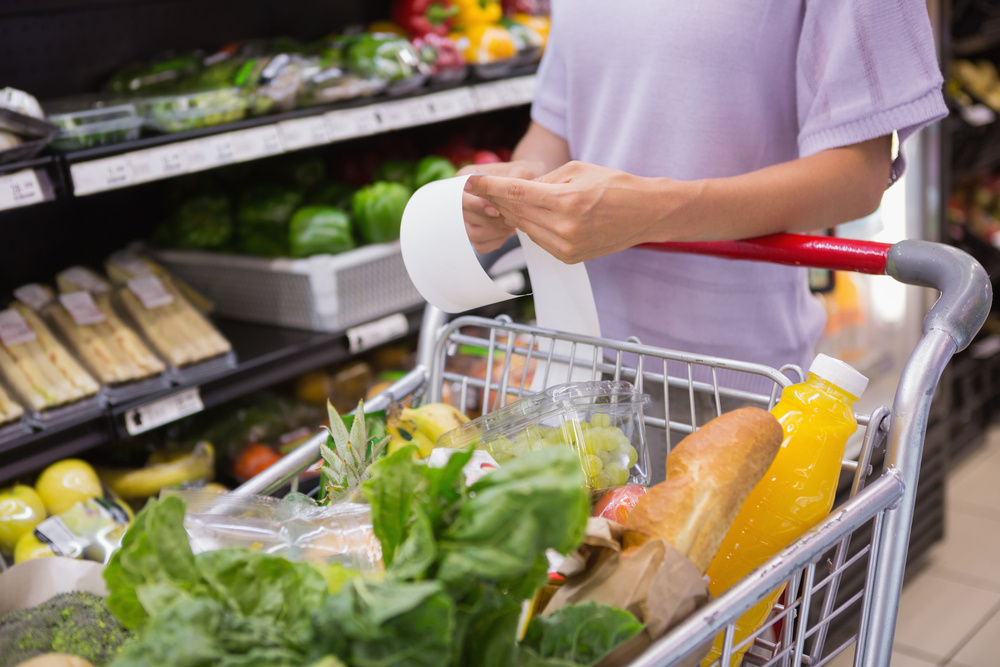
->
[153, 242, 425, 332]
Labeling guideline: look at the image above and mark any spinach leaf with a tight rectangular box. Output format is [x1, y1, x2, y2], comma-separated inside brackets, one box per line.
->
[521, 602, 645, 666]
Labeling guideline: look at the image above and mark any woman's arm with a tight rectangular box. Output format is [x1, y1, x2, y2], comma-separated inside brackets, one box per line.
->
[459, 122, 571, 252]
[465, 134, 893, 263]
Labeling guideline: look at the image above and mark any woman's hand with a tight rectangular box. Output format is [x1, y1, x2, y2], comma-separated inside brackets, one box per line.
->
[465, 161, 693, 263]
[457, 159, 549, 253]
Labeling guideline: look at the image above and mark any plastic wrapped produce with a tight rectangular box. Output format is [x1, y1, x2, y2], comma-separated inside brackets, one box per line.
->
[0, 303, 100, 412]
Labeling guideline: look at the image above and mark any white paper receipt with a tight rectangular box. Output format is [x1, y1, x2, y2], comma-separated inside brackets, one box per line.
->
[0, 308, 36, 346]
[60, 291, 106, 326]
[128, 275, 174, 309]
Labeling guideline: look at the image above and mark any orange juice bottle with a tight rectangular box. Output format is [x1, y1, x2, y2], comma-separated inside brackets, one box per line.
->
[702, 354, 868, 667]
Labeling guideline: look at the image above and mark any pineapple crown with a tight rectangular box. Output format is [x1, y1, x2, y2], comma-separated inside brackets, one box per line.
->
[319, 399, 389, 504]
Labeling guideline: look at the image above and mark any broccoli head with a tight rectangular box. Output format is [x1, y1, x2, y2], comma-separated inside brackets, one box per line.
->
[0, 591, 132, 667]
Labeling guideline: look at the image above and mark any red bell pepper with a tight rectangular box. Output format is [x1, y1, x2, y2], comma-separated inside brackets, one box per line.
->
[392, 0, 459, 37]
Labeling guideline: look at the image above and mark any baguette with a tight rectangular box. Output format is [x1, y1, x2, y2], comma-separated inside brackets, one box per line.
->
[623, 406, 782, 573]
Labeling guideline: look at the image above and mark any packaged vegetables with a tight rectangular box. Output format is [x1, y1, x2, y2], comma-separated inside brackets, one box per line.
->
[38, 275, 167, 387]
[0, 303, 100, 412]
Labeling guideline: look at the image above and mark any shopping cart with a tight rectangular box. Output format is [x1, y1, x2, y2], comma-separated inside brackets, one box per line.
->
[234, 233, 991, 667]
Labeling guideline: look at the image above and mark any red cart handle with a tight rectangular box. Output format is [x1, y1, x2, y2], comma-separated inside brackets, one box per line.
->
[639, 233, 891, 275]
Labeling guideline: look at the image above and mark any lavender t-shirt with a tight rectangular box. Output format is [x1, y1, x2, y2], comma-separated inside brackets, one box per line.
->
[531, 0, 947, 387]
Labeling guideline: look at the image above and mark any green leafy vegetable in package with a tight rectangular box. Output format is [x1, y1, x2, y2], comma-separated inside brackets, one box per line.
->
[236, 185, 302, 256]
[289, 206, 356, 257]
[157, 192, 234, 250]
[414, 155, 457, 189]
[101, 446, 642, 666]
[352, 181, 411, 244]
[346, 34, 426, 83]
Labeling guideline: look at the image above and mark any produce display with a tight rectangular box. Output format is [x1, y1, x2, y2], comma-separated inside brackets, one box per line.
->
[0, 303, 100, 413]
[105, 252, 232, 368]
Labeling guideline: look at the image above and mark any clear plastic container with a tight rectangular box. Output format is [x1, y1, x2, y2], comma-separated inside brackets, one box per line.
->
[48, 104, 143, 151]
[437, 380, 651, 491]
[138, 87, 250, 133]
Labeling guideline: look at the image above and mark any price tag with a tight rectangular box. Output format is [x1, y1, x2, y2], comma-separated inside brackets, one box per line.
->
[0, 169, 45, 210]
[0, 308, 36, 346]
[13, 283, 53, 311]
[422, 88, 477, 121]
[473, 81, 512, 111]
[325, 107, 379, 141]
[128, 275, 174, 309]
[231, 126, 285, 162]
[210, 134, 237, 166]
[961, 104, 996, 127]
[60, 266, 109, 293]
[70, 157, 132, 195]
[346, 313, 409, 354]
[125, 387, 204, 436]
[279, 116, 330, 151]
[378, 99, 428, 130]
[108, 249, 153, 277]
[59, 291, 106, 326]
[35, 516, 88, 558]
[183, 137, 215, 173]
[506, 75, 537, 105]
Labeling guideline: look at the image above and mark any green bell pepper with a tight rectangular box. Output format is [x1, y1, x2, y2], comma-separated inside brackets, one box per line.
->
[352, 181, 412, 244]
[372, 158, 417, 191]
[413, 155, 457, 189]
[237, 185, 303, 256]
[289, 206, 357, 257]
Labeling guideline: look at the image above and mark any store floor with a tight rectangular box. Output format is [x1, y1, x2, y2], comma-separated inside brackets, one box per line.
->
[828, 424, 1000, 666]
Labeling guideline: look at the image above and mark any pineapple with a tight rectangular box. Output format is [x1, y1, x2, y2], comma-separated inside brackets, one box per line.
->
[319, 399, 388, 504]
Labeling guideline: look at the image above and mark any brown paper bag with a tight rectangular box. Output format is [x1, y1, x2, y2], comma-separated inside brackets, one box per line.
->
[541, 518, 712, 667]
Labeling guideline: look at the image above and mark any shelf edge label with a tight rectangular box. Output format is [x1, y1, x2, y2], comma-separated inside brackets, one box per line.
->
[347, 313, 410, 354]
[125, 387, 204, 436]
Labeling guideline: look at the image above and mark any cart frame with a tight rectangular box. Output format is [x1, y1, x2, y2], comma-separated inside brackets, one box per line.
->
[235, 234, 991, 667]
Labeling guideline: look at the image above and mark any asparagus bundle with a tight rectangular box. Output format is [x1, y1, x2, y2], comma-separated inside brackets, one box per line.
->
[0, 303, 100, 411]
[106, 253, 232, 368]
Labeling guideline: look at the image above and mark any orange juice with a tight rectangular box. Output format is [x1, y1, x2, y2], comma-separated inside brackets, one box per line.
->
[702, 354, 867, 666]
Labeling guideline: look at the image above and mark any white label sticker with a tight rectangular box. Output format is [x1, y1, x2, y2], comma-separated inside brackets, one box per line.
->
[59, 291, 106, 326]
[71, 157, 132, 195]
[183, 138, 214, 172]
[421, 88, 477, 121]
[60, 266, 108, 293]
[108, 250, 153, 278]
[279, 116, 330, 150]
[13, 283, 53, 311]
[0, 169, 45, 210]
[325, 107, 379, 141]
[0, 309, 36, 346]
[473, 81, 512, 111]
[231, 126, 285, 162]
[34, 515, 88, 558]
[125, 387, 204, 436]
[506, 75, 537, 105]
[346, 313, 409, 354]
[128, 275, 174, 309]
[379, 99, 427, 130]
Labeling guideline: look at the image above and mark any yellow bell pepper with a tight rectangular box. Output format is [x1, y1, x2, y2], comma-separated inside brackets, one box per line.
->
[453, 0, 502, 28]
[453, 23, 517, 63]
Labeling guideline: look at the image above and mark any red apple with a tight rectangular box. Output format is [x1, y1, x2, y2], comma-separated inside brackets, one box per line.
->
[472, 150, 503, 165]
[592, 483, 647, 524]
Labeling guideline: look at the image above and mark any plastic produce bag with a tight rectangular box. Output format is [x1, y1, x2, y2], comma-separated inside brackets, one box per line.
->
[164, 488, 382, 571]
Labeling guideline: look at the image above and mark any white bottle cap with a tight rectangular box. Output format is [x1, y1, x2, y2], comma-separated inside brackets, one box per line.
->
[808, 354, 869, 399]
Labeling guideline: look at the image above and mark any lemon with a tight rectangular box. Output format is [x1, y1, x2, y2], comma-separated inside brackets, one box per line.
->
[13, 530, 55, 563]
[35, 459, 102, 515]
[0, 484, 47, 553]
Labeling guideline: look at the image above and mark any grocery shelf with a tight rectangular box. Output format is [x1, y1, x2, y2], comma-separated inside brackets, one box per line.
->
[0, 307, 425, 485]
[0, 72, 536, 214]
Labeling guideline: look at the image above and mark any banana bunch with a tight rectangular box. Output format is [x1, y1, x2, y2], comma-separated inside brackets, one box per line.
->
[99, 441, 215, 500]
[386, 402, 471, 458]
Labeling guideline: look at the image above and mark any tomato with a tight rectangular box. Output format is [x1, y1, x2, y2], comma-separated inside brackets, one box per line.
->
[592, 483, 647, 524]
[233, 443, 283, 482]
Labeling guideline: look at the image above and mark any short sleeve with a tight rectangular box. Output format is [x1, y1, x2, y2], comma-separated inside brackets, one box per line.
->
[797, 0, 948, 184]
[530, 7, 568, 140]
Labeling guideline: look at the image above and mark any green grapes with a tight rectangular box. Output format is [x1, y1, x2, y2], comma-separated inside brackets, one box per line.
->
[478, 415, 639, 489]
